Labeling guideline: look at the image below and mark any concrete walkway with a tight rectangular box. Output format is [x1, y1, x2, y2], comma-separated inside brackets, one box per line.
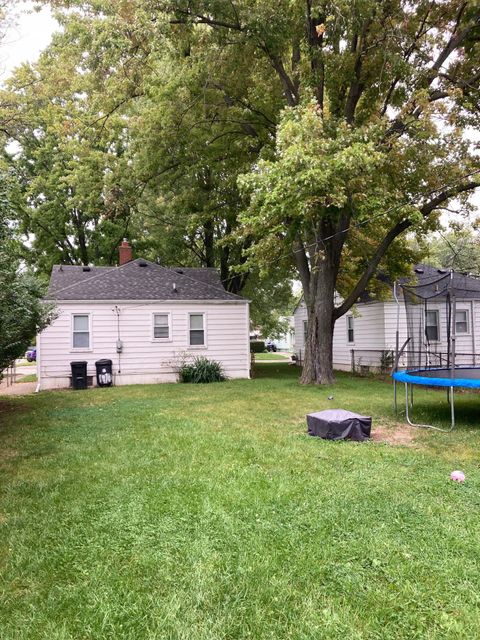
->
[0, 362, 37, 396]
[0, 381, 37, 396]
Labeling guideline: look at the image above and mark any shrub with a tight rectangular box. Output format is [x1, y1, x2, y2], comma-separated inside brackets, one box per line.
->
[179, 356, 226, 383]
[250, 340, 265, 353]
[380, 350, 394, 374]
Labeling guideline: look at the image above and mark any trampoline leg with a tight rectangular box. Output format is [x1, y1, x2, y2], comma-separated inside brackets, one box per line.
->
[450, 386, 455, 430]
[404, 382, 454, 432]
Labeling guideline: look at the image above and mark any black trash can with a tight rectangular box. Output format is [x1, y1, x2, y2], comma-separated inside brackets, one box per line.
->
[71, 361, 88, 390]
[95, 359, 113, 387]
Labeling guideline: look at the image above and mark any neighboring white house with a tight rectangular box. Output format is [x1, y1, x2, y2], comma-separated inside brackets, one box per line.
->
[267, 316, 295, 351]
[39, 247, 250, 389]
[294, 265, 480, 372]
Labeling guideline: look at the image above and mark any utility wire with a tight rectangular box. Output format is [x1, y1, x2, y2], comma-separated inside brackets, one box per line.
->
[217, 167, 480, 289]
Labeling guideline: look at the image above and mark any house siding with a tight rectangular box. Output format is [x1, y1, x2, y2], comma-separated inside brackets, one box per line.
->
[39, 301, 250, 389]
[293, 300, 387, 370]
[294, 296, 480, 372]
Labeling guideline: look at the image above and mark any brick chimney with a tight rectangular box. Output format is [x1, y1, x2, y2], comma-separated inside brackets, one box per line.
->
[118, 239, 133, 266]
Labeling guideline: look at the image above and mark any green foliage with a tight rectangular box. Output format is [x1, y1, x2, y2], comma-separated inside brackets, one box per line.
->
[0, 4, 293, 328]
[179, 356, 226, 383]
[249, 340, 265, 353]
[0, 174, 54, 376]
[425, 224, 480, 274]
[380, 350, 394, 375]
[242, 271, 294, 337]
[2, 0, 480, 382]
[0, 56, 135, 272]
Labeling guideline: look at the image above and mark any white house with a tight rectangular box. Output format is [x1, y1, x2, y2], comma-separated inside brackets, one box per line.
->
[38, 244, 250, 389]
[294, 265, 480, 372]
[266, 316, 295, 351]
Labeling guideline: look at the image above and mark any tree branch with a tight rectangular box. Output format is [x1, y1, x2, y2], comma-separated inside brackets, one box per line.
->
[334, 178, 480, 319]
[334, 218, 412, 319]
[293, 236, 311, 303]
[169, 7, 243, 31]
[265, 52, 299, 107]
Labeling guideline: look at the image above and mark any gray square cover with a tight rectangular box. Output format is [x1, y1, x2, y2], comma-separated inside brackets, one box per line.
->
[306, 409, 371, 441]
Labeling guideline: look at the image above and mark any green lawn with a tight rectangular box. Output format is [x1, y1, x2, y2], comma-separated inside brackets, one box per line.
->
[253, 352, 290, 360]
[1, 365, 480, 639]
[16, 374, 37, 383]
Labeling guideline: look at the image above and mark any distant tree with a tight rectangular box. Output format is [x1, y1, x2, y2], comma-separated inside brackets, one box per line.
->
[0, 57, 135, 273]
[426, 224, 480, 273]
[0, 175, 54, 377]
[0, 4, 294, 323]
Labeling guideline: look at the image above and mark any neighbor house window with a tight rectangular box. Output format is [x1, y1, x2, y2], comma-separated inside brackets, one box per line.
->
[189, 313, 205, 346]
[153, 313, 170, 340]
[425, 310, 439, 342]
[455, 309, 469, 334]
[303, 320, 308, 344]
[347, 316, 354, 343]
[72, 314, 90, 349]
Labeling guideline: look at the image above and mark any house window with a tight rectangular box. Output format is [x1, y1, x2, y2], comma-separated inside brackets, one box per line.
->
[153, 313, 170, 340]
[72, 314, 90, 349]
[189, 313, 205, 346]
[347, 316, 354, 343]
[303, 320, 308, 344]
[455, 309, 469, 334]
[425, 310, 439, 342]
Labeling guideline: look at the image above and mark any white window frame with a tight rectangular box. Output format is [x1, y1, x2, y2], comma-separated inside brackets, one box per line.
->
[347, 315, 354, 344]
[188, 312, 207, 348]
[151, 312, 172, 342]
[455, 308, 470, 335]
[71, 313, 92, 351]
[425, 309, 440, 343]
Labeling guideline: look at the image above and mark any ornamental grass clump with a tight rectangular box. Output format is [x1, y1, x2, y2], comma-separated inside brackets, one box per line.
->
[179, 356, 226, 383]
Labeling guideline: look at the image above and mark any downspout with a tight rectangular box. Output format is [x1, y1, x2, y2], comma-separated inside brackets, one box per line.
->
[114, 305, 122, 375]
[471, 300, 476, 365]
[35, 331, 41, 392]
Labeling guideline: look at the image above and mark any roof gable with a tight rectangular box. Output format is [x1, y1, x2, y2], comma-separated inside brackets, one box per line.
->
[46, 259, 245, 302]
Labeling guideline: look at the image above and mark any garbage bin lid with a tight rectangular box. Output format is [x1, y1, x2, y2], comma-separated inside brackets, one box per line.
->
[95, 359, 112, 365]
[70, 360, 88, 365]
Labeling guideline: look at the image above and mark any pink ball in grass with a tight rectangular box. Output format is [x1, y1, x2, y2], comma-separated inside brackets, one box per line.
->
[450, 470, 466, 483]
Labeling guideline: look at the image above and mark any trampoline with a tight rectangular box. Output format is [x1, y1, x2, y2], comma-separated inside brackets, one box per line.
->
[392, 266, 480, 432]
[393, 367, 480, 431]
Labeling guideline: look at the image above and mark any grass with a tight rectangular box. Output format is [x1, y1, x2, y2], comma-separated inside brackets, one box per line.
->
[1, 364, 480, 639]
[16, 374, 37, 383]
[253, 352, 290, 360]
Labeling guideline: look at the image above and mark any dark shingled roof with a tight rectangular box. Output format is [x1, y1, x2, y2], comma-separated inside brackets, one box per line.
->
[401, 264, 480, 299]
[46, 259, 245, 301]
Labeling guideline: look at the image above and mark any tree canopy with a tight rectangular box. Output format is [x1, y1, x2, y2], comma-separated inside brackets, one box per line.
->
[2, 1, 480, 377]
[426, 223, 480, 273]
[0, 173, 54, 376]
[0, 1, 295, 332]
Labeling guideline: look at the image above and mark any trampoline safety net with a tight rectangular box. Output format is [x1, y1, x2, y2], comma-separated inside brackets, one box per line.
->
[401, 266, 480, 372]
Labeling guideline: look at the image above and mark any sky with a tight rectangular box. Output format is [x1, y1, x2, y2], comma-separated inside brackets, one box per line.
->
[0, 1, 58, 82]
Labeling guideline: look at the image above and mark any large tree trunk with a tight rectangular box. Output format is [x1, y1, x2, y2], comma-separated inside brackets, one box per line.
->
[295, 208, 348, 385]
[300, 260, 336, 384]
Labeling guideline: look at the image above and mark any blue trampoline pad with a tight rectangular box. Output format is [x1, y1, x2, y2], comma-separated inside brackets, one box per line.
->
[393, 367, 480, 389]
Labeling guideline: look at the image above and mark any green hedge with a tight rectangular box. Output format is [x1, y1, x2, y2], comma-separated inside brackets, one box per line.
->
[250, 340, 265, 353]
